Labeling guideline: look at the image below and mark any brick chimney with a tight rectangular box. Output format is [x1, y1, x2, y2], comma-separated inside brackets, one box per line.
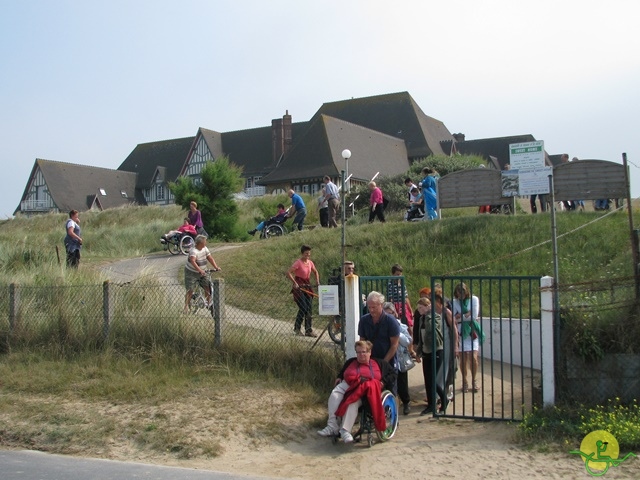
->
[452, 132, 466, 142]
[272, 110, 292, 164]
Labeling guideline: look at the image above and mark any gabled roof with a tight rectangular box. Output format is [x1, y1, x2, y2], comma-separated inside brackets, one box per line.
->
[117, 136, 194, 187]
[311, 91, 453, 158]
[17, 159, 140, 213]
[259, 115, 409, 185]
[455, 135, 554, 169]
[220, 122, 309, 176]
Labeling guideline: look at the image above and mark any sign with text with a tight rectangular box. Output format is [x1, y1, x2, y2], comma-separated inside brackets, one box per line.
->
[318, 285, 339, 316]
[518, 167, 553, 195]
[509, 140, 550, 195]
[509, 141, 545, 170]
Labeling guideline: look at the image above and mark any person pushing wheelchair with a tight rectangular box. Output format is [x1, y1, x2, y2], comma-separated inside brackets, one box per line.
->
[317, 340, 395, 443]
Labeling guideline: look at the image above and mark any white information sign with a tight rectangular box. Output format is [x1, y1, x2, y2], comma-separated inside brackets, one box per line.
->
[509, 140, 550, 195]
[518, 167, 553, 196]
[318, 285, 339, 316]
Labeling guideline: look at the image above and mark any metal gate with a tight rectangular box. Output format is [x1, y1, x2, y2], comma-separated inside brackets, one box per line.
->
[360, 275, 544, 422]
[430, 276, 543, 421]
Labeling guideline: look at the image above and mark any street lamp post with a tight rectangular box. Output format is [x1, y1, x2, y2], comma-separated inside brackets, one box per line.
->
[342, 149, 351, 192]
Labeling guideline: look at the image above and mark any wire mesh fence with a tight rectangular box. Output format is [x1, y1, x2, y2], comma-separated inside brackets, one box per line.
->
[556, 276, 640, 403]
[0, 275, 343, 355]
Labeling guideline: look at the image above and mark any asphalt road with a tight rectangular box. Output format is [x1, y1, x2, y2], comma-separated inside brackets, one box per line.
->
[0, 450, 274, 480]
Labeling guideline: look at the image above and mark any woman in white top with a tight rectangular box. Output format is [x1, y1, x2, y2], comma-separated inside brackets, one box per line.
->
[452, 282, 480, 393]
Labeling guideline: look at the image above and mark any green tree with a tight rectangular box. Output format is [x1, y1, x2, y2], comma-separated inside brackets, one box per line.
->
[169, 156, 245, 240]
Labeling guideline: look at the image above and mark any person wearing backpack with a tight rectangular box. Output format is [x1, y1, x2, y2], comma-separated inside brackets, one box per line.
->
[368, 181, 386, 223]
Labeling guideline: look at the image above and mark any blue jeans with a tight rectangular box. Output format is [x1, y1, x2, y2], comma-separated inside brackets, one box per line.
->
[292, 208, 306, 231]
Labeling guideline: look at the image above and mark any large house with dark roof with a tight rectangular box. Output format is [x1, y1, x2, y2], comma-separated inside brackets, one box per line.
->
[15, 91, 484, 215]
[16, 159, 140, 215]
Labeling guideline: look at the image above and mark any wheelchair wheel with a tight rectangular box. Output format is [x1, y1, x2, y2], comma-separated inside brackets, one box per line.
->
[179, 235, 194, 255]
[328, 315, 342, 344]
[263, 224, 284, 239]
[168, 238, 180, 255]
[376, 390, 398, 442]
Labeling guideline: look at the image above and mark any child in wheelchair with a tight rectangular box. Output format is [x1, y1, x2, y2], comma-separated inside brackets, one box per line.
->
[247, 203, 290, 236]
[317, 340, 397, 444]
[404, 187, 425, 221]
[160, 218, 197, 244]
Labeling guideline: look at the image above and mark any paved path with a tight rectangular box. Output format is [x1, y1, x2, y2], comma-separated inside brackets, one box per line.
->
[0, 450, 274, 480]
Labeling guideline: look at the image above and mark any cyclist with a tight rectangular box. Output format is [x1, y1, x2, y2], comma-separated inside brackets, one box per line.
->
[184, 235, 221, 312]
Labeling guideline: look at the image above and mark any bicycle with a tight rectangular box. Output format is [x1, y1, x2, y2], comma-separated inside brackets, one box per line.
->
[188, 268, 221, 317]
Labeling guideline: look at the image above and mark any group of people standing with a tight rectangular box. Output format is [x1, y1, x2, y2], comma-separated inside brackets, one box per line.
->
[311, 256, 484, 442]
[316, 175, 389, 226]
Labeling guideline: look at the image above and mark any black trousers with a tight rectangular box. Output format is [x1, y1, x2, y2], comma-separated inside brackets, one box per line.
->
[397, 370, 410, 404]
[422, 350, 445, 407]
[293, 292, 313, 333]
[368, 204, 385, 223]
[66, 249, 80, 268]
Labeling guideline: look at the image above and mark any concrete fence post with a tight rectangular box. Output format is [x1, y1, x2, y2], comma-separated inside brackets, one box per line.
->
[212, 278, 225, 347]
[102, 281, 111, 343]
[9, 283, 19, 333]
[540, 276, 556, 406]
[343, 274, 360, 358]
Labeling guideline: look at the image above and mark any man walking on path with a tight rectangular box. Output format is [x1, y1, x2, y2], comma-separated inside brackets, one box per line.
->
[323, 175, 340, 228]
[288, 189, 307, 231]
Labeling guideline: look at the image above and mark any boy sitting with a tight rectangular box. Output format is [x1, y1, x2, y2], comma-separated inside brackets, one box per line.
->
[248, 204, 289, 236]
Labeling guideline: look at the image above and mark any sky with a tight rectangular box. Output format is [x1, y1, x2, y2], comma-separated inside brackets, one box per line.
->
[1, 0, 639, 219]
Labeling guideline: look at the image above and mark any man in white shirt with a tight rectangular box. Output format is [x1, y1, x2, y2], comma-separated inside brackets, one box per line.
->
[323, 175, 340, 228]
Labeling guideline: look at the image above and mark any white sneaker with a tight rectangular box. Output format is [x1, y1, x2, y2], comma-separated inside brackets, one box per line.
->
[339, 428, 353, 443]
[317, 426, 337, 437]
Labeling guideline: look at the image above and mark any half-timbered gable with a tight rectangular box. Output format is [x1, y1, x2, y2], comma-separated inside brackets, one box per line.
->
[182, 128, 224, 180]
[15, 159, 139, 216]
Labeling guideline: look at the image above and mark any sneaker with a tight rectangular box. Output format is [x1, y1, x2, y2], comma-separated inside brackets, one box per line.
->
[447, 385, 454, 401]
[403, 403, 411, 415]
[247, 229, 256, 236]
[294, 329, 304, 336]
[305, 331, 318, 338]
[339, 428, 353, 444]
[317, 426, 337, 437]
